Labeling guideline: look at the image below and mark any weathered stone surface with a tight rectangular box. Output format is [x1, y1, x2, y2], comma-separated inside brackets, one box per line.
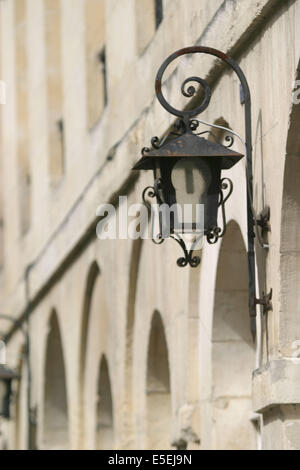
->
[0, 0, 299, 451]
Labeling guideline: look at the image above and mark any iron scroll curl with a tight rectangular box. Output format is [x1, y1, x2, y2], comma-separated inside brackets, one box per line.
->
[155, 47, 250, 127]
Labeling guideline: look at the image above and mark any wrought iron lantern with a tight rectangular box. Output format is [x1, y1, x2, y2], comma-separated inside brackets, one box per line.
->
[133, 130, 244, 255]
[132, 46, 272, 338]
[0, 364, 19, 419]
[133, 47, 246, 267]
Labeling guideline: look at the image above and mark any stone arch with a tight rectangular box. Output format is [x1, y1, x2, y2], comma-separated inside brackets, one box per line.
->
[96, 355, 114, 449]
[211, 220, 256, 450]
[85, 0, 106, 128]
[43, 310, 69, 449]
[78, 260, 100, 446]
[14, 346, 28, 450]
[122, 238, 143, 448]
[188, 263, 201, 321]
[279, 59, 300, 355]
[180, 266, 201, 449]
[80, 261, 100, 384]
[83, 264, 112, 449]
[146, 311, 172, 450]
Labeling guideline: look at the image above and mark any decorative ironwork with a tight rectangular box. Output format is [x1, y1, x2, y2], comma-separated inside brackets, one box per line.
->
[141, 146, 150, 157]
[151, 136, 162, 149]
[255, 289, 273, 315]
[141, 177, 233, 261]
[142, 178, 164, 206]
[218, 177, 233, 236]
[224, 135, 234, 148]
[256, 206, 271, 238]
[170, 233, 201, 268]
[206, 227, 222, 245]
[155, 52, 212, 126]
[142, 180, 203, 265]
[206, 177, 233, 244]
[135, 46, 269, 338]
[142, 180, 164, 245]
[141, 119, 235, 155]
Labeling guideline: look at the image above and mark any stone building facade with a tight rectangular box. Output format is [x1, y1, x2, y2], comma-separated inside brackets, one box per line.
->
[0, 0, 299, 450]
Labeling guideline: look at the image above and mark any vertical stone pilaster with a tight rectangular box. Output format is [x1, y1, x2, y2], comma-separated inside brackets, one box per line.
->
[253, 359, 300, 450]
[262, 405, 300, 450]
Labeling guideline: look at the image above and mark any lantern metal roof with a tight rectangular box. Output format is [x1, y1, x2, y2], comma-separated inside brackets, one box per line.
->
[133, 132, 244, 171]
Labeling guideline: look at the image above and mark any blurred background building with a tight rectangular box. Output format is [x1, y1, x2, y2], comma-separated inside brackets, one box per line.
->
[0, 0, 299, 450]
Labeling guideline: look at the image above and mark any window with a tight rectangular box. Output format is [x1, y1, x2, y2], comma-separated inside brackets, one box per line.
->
[98, 47, 107, 108]
[155, 0, 163, 29]
[135, 0, 163, 55]
[45, 0, 64, 185]
[85, 0, 106, 129]
[15, 0, 31, 234]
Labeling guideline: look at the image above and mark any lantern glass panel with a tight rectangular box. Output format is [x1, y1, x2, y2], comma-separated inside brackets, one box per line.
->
[170, 158, 211, 233]
[171, 158, 211, 204]
[153, 157, 222, 236]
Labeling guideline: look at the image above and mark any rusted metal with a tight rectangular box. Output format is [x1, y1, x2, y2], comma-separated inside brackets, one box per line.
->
[133, 133, 243, 170]
[255, 289, 273, 315]
[174, 46, 229, 61]
[257, 206, 271, 235]
[155, 80, 161, 95]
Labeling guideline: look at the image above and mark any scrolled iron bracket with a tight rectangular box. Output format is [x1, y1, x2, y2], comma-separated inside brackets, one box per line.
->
[255, 289, 273, 315]
[256, 206, 271, 248]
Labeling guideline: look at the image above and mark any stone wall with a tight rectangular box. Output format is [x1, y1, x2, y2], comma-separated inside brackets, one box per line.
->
[0, 0, 299, 450]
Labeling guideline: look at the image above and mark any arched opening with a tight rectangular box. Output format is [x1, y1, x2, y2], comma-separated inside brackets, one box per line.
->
[85, 0, 106, 128]
[79, 261, 100, 447]
[14, 355, 28, 450]
[183, 267, 201, 448]
[279, 156, 300, 350]
[211, 221, 256, 450]
[146, 311, 171, 450]
[123, 238, 143, 448]
[44, 312, 69, 449]
[279, 60, 300, 355]
[82, 262, 113, 449]
[96, 355, 114, 449]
